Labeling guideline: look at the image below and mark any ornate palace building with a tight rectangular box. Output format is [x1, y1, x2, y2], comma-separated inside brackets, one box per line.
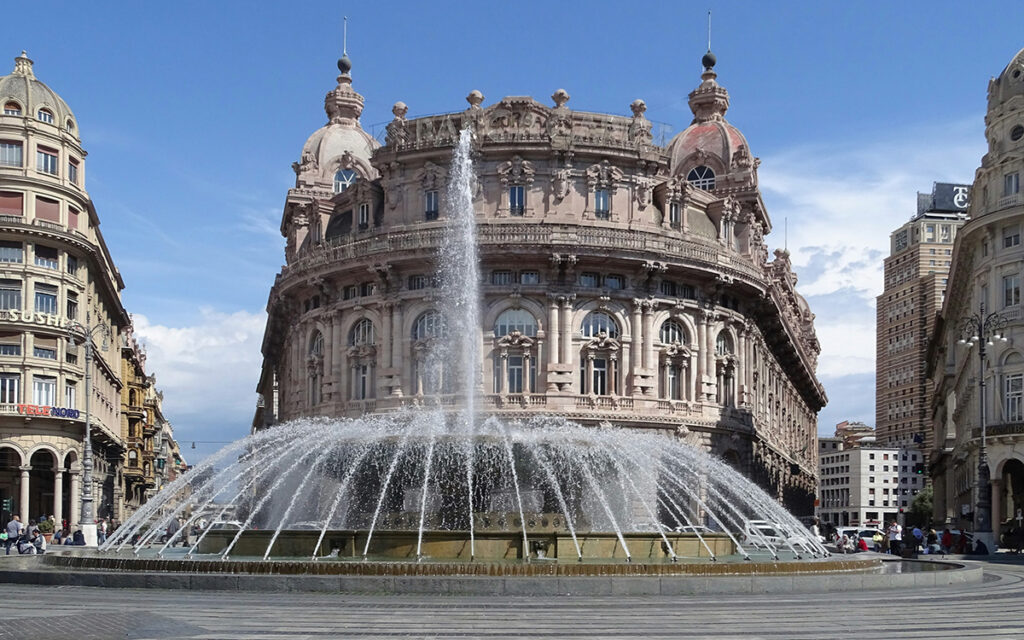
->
[930, 47, 1024, 537]
[254, 50, 827, 512]
[0, 52, 183, 525]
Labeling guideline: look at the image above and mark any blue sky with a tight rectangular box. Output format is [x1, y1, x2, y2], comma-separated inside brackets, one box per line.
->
[8, 1, 1022, 461]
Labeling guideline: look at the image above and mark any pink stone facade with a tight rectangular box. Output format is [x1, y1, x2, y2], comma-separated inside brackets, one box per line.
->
[254, 55, 826, 512]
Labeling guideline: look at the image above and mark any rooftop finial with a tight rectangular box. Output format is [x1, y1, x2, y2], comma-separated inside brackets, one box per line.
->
[13, 50, 34, 78]
[337, 16, 352, 80]
[701, 10, 716, 71]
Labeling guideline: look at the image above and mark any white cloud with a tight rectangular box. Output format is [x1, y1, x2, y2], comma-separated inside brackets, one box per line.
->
[131, 308, 266, 447]
[758, 117, 985, 428]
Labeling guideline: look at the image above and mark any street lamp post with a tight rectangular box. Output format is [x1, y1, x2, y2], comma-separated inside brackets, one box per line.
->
[67, 317, 110, 547]
[957, 301, 1008, 553]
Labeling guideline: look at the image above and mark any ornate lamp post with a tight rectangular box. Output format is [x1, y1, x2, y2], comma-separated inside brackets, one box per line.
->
[66, 317, 111, 546]
[957, 301, 1008, 552]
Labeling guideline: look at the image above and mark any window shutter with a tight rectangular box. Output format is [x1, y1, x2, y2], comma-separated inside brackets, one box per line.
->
[0, 191, 23, 216]
[35, 196, 60, 222]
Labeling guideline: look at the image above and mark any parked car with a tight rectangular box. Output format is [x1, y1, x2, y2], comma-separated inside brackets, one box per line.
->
[209, 520, 245, 530]
[740, 520, 811, 550]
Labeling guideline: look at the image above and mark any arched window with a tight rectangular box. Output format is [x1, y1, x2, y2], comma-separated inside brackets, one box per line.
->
[494, 309, 538, 337]
[334, 168, 357, 193]
[349, 319, 374, 346]
[309, 331, 324, 355]
[36, 108, 53, 124]
[659, 320, 687, 344]
[413, 311, 445, 340]
[686, 165, 715, 190]
[581, 311, 618, 338]
[3, 102, 21, 116]
[715, 331, 734, 356]
[65, 119, 74, 132]
[128, 450, 138, 467]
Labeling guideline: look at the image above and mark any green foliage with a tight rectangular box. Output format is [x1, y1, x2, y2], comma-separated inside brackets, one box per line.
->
[907, 485, 934, 527]
[37, 519, 54, 533]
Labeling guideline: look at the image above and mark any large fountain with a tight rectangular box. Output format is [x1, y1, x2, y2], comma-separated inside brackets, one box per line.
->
[100, 130, 828, 567]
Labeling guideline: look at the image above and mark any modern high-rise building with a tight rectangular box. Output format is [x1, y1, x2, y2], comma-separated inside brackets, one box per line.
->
[876, 183, 968, 458]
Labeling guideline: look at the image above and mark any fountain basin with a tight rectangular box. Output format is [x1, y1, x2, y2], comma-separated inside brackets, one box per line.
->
[197, 529, 734, 561]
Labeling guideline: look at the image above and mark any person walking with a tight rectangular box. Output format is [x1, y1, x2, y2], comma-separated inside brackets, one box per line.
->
[872, 531, 884, 553]
[5, 515, 22, 555]
[940, 528, 954, 553]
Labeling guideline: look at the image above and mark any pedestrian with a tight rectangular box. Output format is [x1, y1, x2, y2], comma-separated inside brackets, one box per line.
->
[872, 531, 883, 553]
[97, 518, 107, 545]
[857, 537, 869, 552]
[912, 525, 924, 551]
[926, 529, 940, 554]
[5, 515, 21, 555]
[838, 533, 849, 554]
[940, 528, 953, 553]
[165, 516, 180, 544]
[888, 521, 902, 556]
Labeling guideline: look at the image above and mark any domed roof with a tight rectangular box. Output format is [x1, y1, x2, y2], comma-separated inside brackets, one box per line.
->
[294, 55, 379, 184]
[0, 51, 78, 136]
[989, 46, 1024, 112]
[666, 51, 752, 176]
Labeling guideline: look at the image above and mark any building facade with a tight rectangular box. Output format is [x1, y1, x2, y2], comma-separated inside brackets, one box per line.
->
[817, 431, 924, 528]
[876, 183, 968, 459]
[930, 47, 1024, 536]
[254, 51, 827, 513]
[0, 52, 181, 525]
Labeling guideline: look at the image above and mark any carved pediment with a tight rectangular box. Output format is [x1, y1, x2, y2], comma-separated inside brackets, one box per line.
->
[496, 330, 535, 348]
[586, 160, 624, 189]
[497, 155, 536, 186]
[417, 161, 448, 191]
[585, 331, 620, 352]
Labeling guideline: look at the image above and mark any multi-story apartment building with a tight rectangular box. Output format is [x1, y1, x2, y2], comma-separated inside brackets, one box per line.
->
[930, 47, 1024, 545]
[0, 52, 181, 527]
[877, 183, 968, 459]
[253, 50, 827, 512]
[817, 428, 924, 528]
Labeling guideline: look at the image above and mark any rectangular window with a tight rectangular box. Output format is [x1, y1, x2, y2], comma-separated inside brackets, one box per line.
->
[34, 245, 58, 269]
[0, 373, 19, 403]
[1004, 226, 1020, 248]
[359, 282, 375, 297]
[66, 255, 78, 275]
[594, 189, 610, 219]
[68, 159, 79, 185]
[681, 285, 696, 299]
[0, 332, 20, 357]
[0, 141, 23, 167]
[425, 190, 439, 220]
[35, 195, 60, 222]
[34, 284, 57, 315]
[1006, 172, 1021, 197]
[32, 375, 56, 405]
[0, 241, 22, 263]
[64, 344, 78, 365]
[0, 191, 23, 216]
[0, 279, 21, 310]
[1004, 274, 1020, 307]
[343, 285, 357, 300]
[490, 270, 513, 285]
[1007, 374, 1024, 422]
[580, 272, 600, 288]
[33, 335, 58, 361]
[519, 271, 539, 285]
[65, 382, 76, 409]
[67, 207, 79, 230]
[605, 274, 624, 290]
[66, 291, 78, 321]
[36, 147, 58, 175]
[669, 202, 681, 227]
[358, 203, 370, 229]
[507, 355, 524, 393]
[660, 280, 677, 297]
[509, 186, 525, 216]
[408, 275, 429, 290]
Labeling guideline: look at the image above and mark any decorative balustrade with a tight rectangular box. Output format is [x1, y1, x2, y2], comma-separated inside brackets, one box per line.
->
[285, 224, 761, 283]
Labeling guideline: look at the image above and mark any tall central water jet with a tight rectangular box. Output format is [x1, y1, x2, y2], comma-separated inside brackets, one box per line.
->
[437, 128, 481, 422]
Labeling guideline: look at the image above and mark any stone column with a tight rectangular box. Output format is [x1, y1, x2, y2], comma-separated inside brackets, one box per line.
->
[662, 360, 670, 399]
[547, 297, 560, 366]
[992, 478, 1004, 530]
[560, 297, 573, 366]
[610, 356, 618, 396]
[18, 466, 30, 523]
[524, 353, 532, 394]
[642, 302, 655, 375]
[585, 354, 594, 395]
[381, 304, 393, 369]
[499, 351, 508, 395]
[69, 472, 80, 526]
[689, 352, 697, 401]
[391, 304, 404, 396]
[53, 470, 63, 524]
[631, 300, 643, 376]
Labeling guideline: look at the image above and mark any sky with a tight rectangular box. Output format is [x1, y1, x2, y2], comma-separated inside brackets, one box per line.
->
[7, 1, 1022, 463]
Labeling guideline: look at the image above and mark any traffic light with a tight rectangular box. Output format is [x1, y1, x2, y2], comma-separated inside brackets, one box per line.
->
[913, 463, 925, 474]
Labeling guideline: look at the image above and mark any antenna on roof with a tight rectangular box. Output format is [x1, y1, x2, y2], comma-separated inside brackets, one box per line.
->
[343, 16, 348, 56]
[707, 10, 712, 52]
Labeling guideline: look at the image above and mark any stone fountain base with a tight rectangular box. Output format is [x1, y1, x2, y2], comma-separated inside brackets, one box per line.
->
[198, 529, 734, 561]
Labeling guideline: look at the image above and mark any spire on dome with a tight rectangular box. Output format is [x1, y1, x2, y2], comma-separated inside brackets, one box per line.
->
[12, 51, 34, 78]
[324, 16, 364, 126]
[687, 48, 729, 124]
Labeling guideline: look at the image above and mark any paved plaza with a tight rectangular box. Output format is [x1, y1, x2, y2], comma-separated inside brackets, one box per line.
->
[1, 558, 1023, 639]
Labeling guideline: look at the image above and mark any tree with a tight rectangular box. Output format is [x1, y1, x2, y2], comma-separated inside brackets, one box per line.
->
[908, 485, 934, 528]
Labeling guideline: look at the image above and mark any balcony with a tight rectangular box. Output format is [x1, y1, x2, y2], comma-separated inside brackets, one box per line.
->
[996, 192, 1023, 212]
